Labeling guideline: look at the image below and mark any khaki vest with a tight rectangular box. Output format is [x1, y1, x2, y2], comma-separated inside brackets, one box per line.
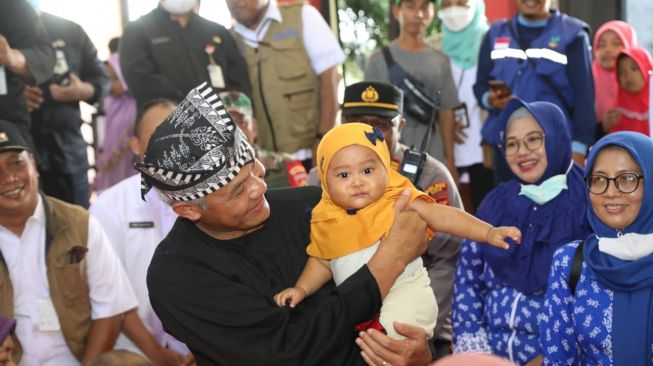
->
[232, 2, 320, 154]
[0, 195, 91, 362]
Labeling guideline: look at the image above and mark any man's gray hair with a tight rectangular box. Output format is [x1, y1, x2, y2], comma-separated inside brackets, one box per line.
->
[157, 189, 208, 210]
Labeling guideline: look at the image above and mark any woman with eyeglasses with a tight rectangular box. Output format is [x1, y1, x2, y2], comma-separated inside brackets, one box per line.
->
[541, 131, 653, 365]
[452, 99, 591, 365]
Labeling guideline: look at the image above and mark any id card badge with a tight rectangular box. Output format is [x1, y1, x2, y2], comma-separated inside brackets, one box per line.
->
[207, 64, 225, 89]
[453, 102, 470, 128]
[0, 66, 7, 95]
[39, 299, 62, 331]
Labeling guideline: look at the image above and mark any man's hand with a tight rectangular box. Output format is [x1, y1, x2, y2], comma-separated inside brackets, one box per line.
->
[367, 189, 429, 298]
[356, 322, 432, 366]
[487, 88, 512, 110]
[49, 73, 92, 103]
[24, 85, 44, 112]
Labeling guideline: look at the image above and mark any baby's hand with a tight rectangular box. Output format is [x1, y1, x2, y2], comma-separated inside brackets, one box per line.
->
[274, 287, 308, 308]
[486, 226, 522, 250]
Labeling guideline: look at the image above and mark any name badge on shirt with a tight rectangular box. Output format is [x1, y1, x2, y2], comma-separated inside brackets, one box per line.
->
[129, 221, 154, 229]
[208, 64, 225, 89]
[39, 299, 62, 331]
[0, 66, 7, 95]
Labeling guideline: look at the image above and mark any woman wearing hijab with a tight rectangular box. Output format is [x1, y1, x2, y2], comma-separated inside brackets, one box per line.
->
[541, 131, 653, 365]
[592, 21, 638, 139]
[437, 0, 493, 212]
[610, 46, 652, 136]
[0, 316, 17, 366]
[452, 99, 591, 365]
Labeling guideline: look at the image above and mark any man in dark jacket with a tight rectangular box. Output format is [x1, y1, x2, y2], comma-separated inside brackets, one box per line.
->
[23, 8, 109, 208]
[120, 0, 251, 107]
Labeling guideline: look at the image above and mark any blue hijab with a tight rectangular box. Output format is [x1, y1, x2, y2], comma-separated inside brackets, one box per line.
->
[477, 99, 590, 294]
[583, 132, 653, 365]
[437, 0, 489, 70]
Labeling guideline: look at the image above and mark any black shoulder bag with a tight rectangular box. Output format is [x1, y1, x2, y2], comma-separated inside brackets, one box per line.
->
[381, 46, 438, 124]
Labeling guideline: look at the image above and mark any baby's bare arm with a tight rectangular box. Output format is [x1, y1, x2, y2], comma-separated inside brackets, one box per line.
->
[409, 199, 520, 249]
[295, 256, 332, 296]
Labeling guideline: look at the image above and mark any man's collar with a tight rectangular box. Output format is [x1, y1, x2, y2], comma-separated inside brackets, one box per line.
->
[29, 194, 45, 226]
[233, 0, 282, 35]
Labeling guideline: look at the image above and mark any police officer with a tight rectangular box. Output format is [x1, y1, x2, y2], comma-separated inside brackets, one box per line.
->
[308, 81, 463, 358]
[220, 91, 308, 188]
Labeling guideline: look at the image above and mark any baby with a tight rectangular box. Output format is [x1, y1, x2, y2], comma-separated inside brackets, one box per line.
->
[274, 123, 521, 339]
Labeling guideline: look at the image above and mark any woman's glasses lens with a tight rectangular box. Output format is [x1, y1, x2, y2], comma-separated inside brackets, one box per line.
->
[585, 173, 643, 194]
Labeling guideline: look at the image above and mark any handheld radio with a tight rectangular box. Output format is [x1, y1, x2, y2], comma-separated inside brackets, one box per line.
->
[399, 92, 440, 186]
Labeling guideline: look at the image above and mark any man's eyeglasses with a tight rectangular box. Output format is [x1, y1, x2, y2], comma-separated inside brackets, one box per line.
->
[585, 173, 644, 195]
[501, 132, 545, 156]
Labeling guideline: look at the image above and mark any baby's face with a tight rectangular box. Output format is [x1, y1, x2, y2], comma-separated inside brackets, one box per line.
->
[618, 55, 646, 93]
[325, 145, 387, 211]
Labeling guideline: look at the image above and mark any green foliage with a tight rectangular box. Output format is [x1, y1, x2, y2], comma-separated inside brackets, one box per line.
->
[337, 0, 389, 84]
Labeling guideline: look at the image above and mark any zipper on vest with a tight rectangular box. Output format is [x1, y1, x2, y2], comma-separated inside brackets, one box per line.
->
[256, 49, 279, 152]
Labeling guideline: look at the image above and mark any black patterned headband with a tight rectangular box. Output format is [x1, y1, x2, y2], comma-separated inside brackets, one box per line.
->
[135, 82, 255, 202]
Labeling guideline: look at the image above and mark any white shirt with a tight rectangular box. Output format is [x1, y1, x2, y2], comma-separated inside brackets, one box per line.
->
[0, 196, 138, 366]
[231, 0, 345, 75]
[451, 63, 484, 167]
[89, 174, 188, 356]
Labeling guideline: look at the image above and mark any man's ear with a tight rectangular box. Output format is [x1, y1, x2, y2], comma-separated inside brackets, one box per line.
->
[172, 201, 203, 222]
[398, 117, 406, 133]
[391, 3, 401, 22]
[128, 136, 140, 157]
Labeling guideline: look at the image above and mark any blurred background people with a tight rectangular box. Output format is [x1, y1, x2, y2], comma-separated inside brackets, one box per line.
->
[475, 0, 595, 184]
[226, 0, 344, 169]
[120, 0, 250, 107]
[0, 0, 54, 139]
[24, 2, 110, 208]
[436, 0, 493, 213]
[365, 0, 460, 183]
[93, 37, 138, 192]
[607, 46, 652, 136]
[592, 20, 638, 140]
[219, 91, 308, 188]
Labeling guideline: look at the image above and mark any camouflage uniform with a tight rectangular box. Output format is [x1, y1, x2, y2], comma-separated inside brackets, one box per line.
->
[220, 91, 307, 188]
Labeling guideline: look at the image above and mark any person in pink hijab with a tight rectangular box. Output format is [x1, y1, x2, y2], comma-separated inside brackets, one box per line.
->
[610, 46, 653, 136]
[592, 21, 638, 139]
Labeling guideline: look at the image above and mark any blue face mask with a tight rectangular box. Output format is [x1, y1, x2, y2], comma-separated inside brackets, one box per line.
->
[519, 173, 568, 205]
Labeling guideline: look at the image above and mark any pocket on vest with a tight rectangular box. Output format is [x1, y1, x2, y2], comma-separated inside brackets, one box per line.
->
[59, 263, 90, 306]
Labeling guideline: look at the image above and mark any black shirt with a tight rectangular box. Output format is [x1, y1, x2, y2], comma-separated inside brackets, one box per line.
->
[147, 186, 381, 365]
[120, 7, 251, 107]
[0, 1, 55, 134]
[29, 12, 109, 173]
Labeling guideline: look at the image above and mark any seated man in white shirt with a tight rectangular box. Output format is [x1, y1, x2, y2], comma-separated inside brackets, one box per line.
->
[0, 118, 138, 365]
[90, 99, 193, 365]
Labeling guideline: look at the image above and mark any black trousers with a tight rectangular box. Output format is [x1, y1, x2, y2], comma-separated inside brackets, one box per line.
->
[40, 170, 90, 208]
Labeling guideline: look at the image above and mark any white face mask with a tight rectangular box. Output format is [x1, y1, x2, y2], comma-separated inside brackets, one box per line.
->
[438, 5, 475, 32]
[160, 0, 197, 15]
